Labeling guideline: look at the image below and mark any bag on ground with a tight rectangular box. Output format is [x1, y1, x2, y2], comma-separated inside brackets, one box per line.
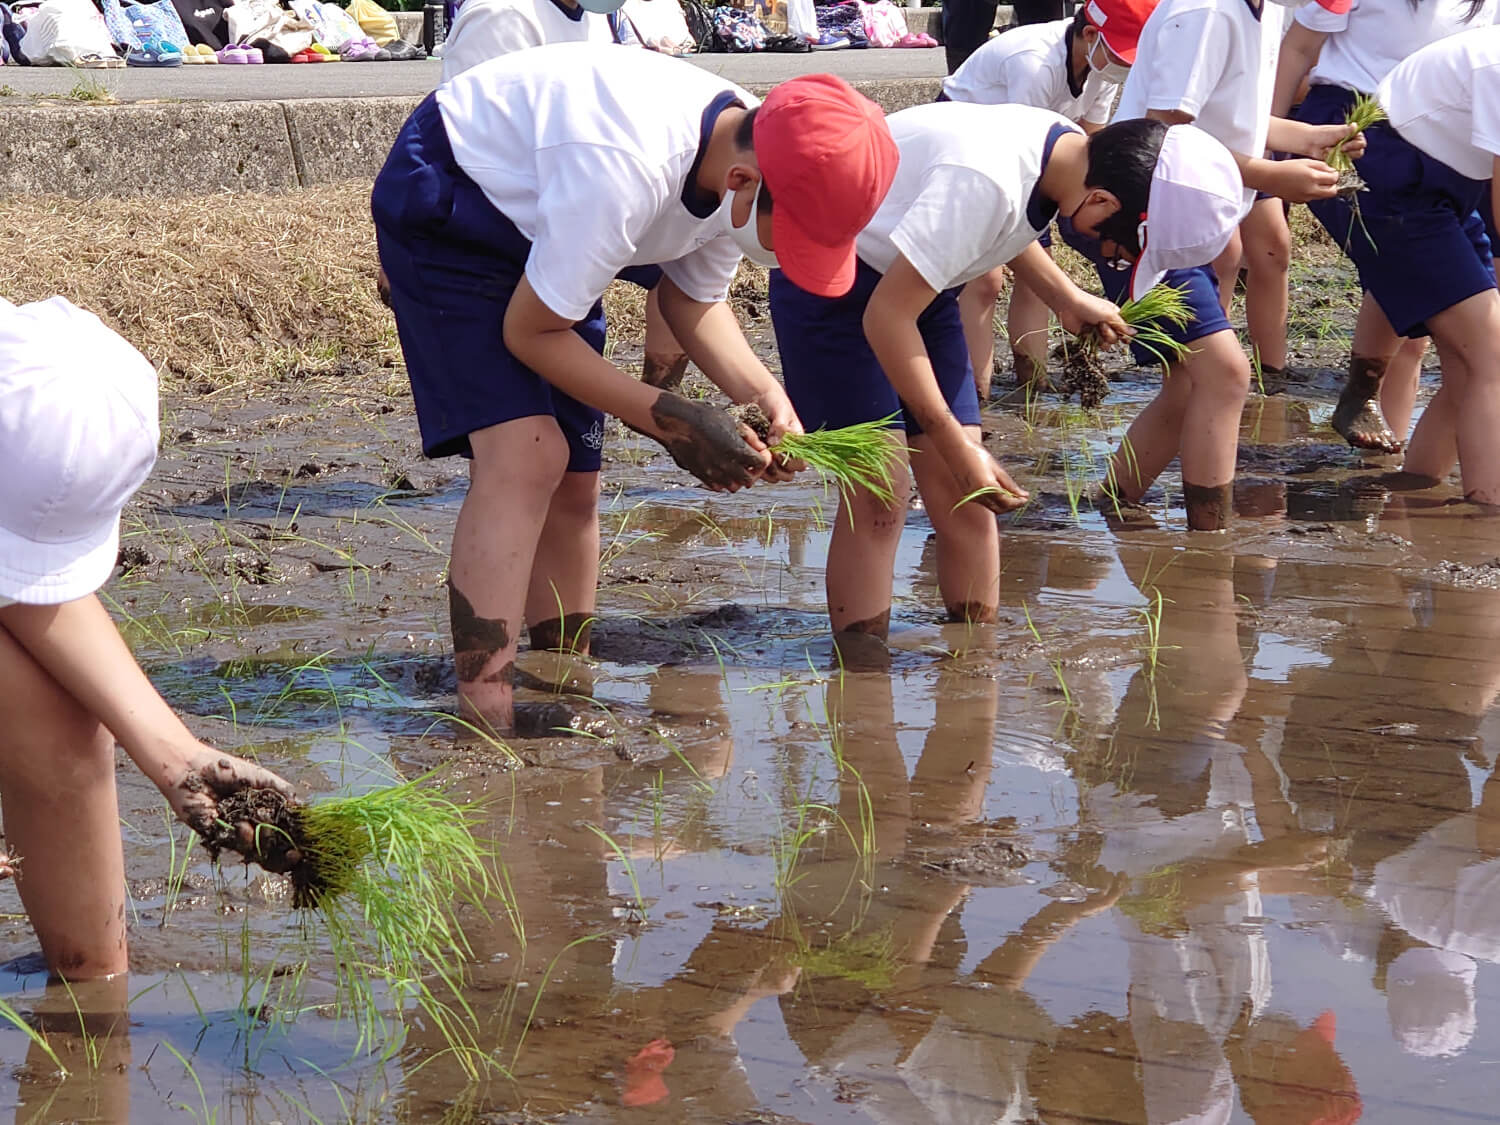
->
[621, 0, 692, 52]
[225, 0, 312, 52]
[856, 0, 905, 45]
[18, 0, 114, 63]
[347, 0, 397, 44]
[95, 0, 142, 48]
[709, 3, 764, 49]
[121, 0, 189, 50]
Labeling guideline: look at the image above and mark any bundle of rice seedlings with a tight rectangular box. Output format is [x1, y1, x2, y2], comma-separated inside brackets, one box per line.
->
[1328, 94, 1387, 200]
[199, 777, 494, 1067]
[1059, 283, 1195, 406]
[732, 404, 905, 505]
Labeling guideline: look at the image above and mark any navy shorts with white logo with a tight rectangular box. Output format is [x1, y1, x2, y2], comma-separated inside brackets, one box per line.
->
[1058, 218, 1231, 368]
[768, 259, 981, 435]
[1297, 83, 1496, 339]
[371, 93, 608, 471]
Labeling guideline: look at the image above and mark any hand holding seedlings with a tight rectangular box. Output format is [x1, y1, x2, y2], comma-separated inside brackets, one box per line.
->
[1325, 94, 1387, 200]
[732, 403, 907, 504]
[1058, 290, 1132, 348]
[1059, 284, 1194, 409]
[171, 751, 302, 872]
[649, 391, 770, 492]
[949, 441, 1030, 514]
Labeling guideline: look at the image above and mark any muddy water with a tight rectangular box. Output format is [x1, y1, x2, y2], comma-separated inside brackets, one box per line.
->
[5, 324, 1500, 1121]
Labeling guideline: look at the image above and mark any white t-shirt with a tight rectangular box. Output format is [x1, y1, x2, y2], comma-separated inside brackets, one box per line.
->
[855, 102, 1080, 292]
[1378, 25, 1500, 180]
[1117, 0, 1284, 211]
[1298, 0, 1498, 95]
[442, 0, 621, 81]
[941, 18, 1120, 125]
[435, 43, 755, 322]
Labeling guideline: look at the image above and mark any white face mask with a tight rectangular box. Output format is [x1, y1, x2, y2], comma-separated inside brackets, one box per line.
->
[717, 179, 779, 269]
[1087, 36, 1130, 84]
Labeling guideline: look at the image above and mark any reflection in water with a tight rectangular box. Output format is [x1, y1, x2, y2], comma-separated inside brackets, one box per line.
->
[15, 469, 1500, 1121]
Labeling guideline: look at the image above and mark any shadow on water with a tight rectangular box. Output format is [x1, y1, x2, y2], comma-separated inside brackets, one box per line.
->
[10, 373, 1500, 1122]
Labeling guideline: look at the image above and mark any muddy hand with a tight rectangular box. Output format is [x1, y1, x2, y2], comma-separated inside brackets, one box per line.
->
[1061, 292, 1131, 347]
[171, 750, 301, 872]
[650, 392, 769, 491]
[953, 442, 1029, 514]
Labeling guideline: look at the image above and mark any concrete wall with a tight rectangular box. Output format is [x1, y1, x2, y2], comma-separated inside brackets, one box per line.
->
[0, 78, 940, 197]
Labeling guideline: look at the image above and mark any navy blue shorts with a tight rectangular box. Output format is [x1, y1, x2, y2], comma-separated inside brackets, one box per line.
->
[1297, 83, 1496, 339]
[1058, 217, 1231, 367]
[768, 259, 980, 435]
[616, 264, 664, 290]
[371, 94, 608, 470]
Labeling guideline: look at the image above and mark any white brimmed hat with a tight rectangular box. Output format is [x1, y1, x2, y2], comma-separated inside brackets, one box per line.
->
[0, 296, 158, 605]
[1387, 946, 1477, 1058]
[1128, 124, 1245, 303]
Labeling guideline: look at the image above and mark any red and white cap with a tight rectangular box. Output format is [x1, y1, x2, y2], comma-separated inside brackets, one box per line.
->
[754, 74, 900, 298]
[1127, 124, 1244, 302]
[1082, 0, 1159, 64]
[0, 297, 158, 605]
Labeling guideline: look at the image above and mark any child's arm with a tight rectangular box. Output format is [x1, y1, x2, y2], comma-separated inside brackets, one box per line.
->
[1008, 241, 1130, 339]
[1145, 109, 1344, 202]
[0, 596, 300, 867]
[862, 256, 1030, 514]
[504, 275, 777, 490]
[1272, 20, 1327, 117]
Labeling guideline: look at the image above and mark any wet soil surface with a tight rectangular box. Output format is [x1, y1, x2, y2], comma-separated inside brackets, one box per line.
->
[7, 258, 1500, 1123]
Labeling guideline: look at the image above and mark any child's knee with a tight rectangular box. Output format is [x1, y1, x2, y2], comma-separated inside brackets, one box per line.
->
[471, 420, 571, 493]
[548, 472, 602, 525]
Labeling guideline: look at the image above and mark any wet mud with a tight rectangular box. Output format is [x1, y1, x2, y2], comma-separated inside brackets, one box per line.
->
[9, 248, 1500, 1123]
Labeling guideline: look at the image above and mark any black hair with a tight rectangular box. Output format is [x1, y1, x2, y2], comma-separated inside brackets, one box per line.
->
[1083, 117, 1167, 256]
[733, 106, 774, 214]
[1070, 5, 1092, 32]
[1413, 0, 1487, 19]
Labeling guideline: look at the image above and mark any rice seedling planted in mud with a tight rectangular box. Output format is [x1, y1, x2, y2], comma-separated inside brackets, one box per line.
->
[1059, 283, 1195, 406]
[731, 404, 905, 505]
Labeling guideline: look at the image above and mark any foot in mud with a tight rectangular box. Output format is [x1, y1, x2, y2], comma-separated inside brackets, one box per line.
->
[1094, 485, 1157, 529]
[1012, 351, 1051, 397]
[1331, 364, 1402, 453]
[1184, 481, 1233, 532]
[512, 700, 612, 739]
[831, 628, 892, 672]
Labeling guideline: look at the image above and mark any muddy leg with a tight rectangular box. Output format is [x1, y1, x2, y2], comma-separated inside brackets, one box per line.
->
[1240, 199, 1292, 373]
[452, 416, 570, 734]
[959, 270, 1006, 404]
[0, 623, 126, 979]
[1332, 294, 1406, 452]
[910, 428, 999, 624]
[1103, 354, 1193, 503]
[1007, 270, 1052, 393]
[1177, 330, 1251, 531]
[642, 286, 689, 391]
[827, 452, 914, 666]
[525, 470, 601, 656]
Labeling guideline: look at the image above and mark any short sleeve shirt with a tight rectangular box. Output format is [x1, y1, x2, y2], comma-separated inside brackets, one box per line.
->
[1297, 0, 1500, 95]
[941, 18, 1120, 124]
[855, 102, 1080, 291]
[1378, 24, 1500, 181]
[435, 43, 757, 322]
[441, 0, 620, 81]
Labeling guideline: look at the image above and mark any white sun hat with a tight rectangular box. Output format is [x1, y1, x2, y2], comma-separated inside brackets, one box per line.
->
[1128, 124, 1245, 303]
[0, 296, 159, 605]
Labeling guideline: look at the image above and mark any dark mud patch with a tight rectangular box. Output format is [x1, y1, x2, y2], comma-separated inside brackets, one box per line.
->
[730, 403, 773, 443]
[196, 788, 324, 907]
[170, 478, 465, 521]
[590, 604, 825, 667]
[1335, 168, 1367, 201]
[908, 834, 1029, 884]
[1284, 478, 1392, 523]
[1237, 443, 1366, 476]
[1057, 346, 1110, 410]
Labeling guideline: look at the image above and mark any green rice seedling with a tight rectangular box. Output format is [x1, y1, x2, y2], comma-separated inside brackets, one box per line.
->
[733, 405, 906, 505]
[1059, 283, 1194, 405]
[789, 926, 903, 992]
[1328, 94, 1385, 180]
[196, 774, 494, 1067]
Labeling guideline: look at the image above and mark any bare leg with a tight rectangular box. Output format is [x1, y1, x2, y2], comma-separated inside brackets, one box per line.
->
[1427, 289, 1500, 504]
[1105, 361, 1193, 502]
[1401, 383, 1458, 485]
[642, 285, 689, 391]
[1008, 253, 1053, 393]
[910, 426, 1000, 623]
[1210, 227, 1244, 315]
[1332, 293, 1410, 452]
[1240, 199, 1291, 372]
[0, 624, 126, 979]
[1379, 336, 1429, 445]
[450, 416, 570, 733]
[825, 444, 914, 656]
[525, 470, 601, 654]
[959, 269, 1007, 404]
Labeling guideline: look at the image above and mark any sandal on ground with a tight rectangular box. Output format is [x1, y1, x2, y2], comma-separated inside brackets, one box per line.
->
[216, 44, 248, 62]
[126, 45, 182, 66]
[77, 51, 123, 67]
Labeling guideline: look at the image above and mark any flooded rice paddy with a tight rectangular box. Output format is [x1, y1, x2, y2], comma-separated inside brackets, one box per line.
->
[4, 267, 1500, 1122]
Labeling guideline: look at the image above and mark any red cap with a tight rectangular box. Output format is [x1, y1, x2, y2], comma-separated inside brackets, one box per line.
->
[753, 75, 899, 298]
[1082, 0, 1159, 63]
[1309, 0, 1352, 13]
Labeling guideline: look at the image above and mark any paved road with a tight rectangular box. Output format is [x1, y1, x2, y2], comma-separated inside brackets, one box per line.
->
[0, 47, 943, 101]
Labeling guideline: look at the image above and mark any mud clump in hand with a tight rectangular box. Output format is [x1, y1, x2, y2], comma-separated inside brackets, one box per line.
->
[1058, 340, 1110, 410]
[1335, 168, 1367, 202]
[729, 402, 773, 443]
[197, 789, 333, 908]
